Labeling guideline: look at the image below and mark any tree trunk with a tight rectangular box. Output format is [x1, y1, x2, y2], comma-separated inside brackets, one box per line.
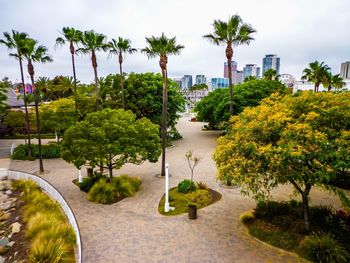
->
[226, 44, 234, 116]
[19, 57, 32, 157]
[302, 193, 310, 232]
[119, 53, 125, 109]
[160, 68, 168, 177]
[108, 155, 113, 178]
[28, 60, 44, 173]
[70, 42, 78, 114]
[91, 51, 99, 110]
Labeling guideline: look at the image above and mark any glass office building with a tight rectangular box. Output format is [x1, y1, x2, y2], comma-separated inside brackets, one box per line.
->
[262, 54, 280, 75]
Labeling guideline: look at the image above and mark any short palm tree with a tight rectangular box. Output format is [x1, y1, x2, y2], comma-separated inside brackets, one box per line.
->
[142, 33, 184, 177]
[55, 27, 83, 113]
[107, 37, 137, 109]
[0, 30, 33, 156]
[302, 61, 330, 92]
[204, 15, 256, 116]
[22, 38, 53, 173]
[77, 30, 108, 109]
[263, 69, 280, 81]
[322, 72, 345, 91]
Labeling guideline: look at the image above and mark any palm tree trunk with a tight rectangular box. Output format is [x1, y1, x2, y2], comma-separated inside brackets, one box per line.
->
[19, 57, 32, 157]
[91, 51, 99, 110]
[28, 60, 44, 173]
[70, 42, 78, 114]
[160, 68, 168, 177]
[226, 44, 234, 116]
[119, 62, 125, 109]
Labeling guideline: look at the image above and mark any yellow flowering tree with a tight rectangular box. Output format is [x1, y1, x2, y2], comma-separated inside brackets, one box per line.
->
[214, 91, 350, 231]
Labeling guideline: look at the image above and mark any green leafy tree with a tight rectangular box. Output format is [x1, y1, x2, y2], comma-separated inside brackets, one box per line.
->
[195, 79, 287, 129]
[107, 37, 137, 109]
[214, 91, 350, 231]
[77, 30, 108, 109]
[204, 15, 256, 116]
[0, 30, 32, 154]
[302, 61, 330, 92]
[22, 38, 53, 173]
[40, 98, 77, 145]
[0, 79, 8, 113]
[61, 109, 161, 177]
[3, 110, 26, 135]
[189, 83, 208, 106]
[55, 27, 83, 113]
[263, 69, 280, 81]
[322, 72, 345, 91]
[142, 33, 184, 177]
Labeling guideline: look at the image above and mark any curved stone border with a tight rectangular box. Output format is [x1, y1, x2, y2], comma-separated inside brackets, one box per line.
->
[0, 168, 82, 263]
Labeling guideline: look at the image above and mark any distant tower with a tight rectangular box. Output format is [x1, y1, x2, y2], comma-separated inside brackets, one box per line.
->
[224, 61, 243, 84]
[243, 64, 261, 79]
[181, 75, 193, 89]
[340, 61, 350, 79]
[195, 75, 206, 85]
[262, 54, 280, 75]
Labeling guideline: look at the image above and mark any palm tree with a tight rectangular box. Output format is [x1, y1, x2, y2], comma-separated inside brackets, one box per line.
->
[204, 15, 256, 116]
[142, 33, 184, 177]
[0, 30, 33, 156]
[302, 61, 330, 92]
[263, 69, 280, 81]
[22, 38, 53, 173]
[55, 27, 82, 113]
[76, 30, 108, 109]
[107, 37, 137, 109]
[322, 72, 345, 91]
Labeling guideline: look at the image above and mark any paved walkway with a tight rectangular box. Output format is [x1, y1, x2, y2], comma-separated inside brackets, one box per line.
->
[0, 116, 342, 262]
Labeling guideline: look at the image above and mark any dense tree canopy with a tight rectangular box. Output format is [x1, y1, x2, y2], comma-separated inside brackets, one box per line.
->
[214, 91, 350, 230]
[195, 79, 287, 129]
[61, 109, 161, 177]
[0, 79, 9, 113]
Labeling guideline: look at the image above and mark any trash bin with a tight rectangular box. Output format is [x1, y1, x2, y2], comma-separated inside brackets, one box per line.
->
[188, 204, 197, 220]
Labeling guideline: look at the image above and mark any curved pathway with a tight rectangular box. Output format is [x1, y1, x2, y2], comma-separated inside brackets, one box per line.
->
[0, 116, 342, 262]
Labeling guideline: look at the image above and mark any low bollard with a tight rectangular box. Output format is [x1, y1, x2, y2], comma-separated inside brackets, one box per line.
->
[188, 204, 197, 219]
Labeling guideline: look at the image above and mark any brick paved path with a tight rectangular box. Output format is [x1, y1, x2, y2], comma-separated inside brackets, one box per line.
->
[0, 116, 342, 262]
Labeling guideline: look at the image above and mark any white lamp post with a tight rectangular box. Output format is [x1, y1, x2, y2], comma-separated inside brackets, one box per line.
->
[164, 163, 175, 212]
[78, 169, 83, 183]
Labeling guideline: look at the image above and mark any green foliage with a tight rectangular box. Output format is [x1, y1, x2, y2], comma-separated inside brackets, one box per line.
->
[255, 200, 292, 221]
[88, 179, 119, 204]
[300, 233, 350, 263]
[2, 110, 26, 135]
[13, 180, 76, 262]
[12, 143, 60, 160]
[196, 181, 208, 190]
[124, 72, 185, 128]
[178, 179, 196, 193]
[61, 108, 161, 175]
[87, 175, 142, 204]
[0, 77, 9, 113]
[239, 211, 255, 225]
[79, 173, 106, 193]
[195, 79, 287, 129]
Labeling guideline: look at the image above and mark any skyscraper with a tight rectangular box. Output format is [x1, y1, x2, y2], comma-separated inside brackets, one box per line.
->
[340, 61, 350, 79]
[262, 54, 280, 75]
[223, 61, 243, 84]
[195, 75, 206, 85]
[182, 75, 193, 89]
[243, 64, 261, 79]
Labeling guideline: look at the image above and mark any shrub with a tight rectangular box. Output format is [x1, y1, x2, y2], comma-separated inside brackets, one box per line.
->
[186, 189, 211, 206]
[240, 211, 255, 225]
[196, 181, 208, 190]
[310, 205, 333, 226]
[12, 143, 60, 160]
[255, 200, 291, 220]
[112, 174, 142, 197]
[87, 179, 119, 204]
[79, 173, 106, 193]
[29, 238, 71, 263]
[178, 179, 196, 193]
[299, 233, 350, 263]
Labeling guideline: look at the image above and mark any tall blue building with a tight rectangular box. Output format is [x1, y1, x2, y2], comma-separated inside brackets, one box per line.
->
[243, 64, 261, 79]
[211, 78, 229, 89]
[195, 75, 206, 85]
[262, 54, 280, 75]
[182, 75, 193, 89]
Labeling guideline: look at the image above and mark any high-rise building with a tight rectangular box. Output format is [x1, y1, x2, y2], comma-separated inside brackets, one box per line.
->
[223, 61, 243, 84]
[211, 78, 229, 89]
[243, 64, 261, 79]
[340, 61, 350, 79]
[182, 75, 193, 89]
[173, 78, 182, 88]
[262, 54, 280, 75]
[195, 75, 206, 85]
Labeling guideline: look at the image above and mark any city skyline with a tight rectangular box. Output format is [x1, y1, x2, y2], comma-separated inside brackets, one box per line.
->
[0, 0, 349, 83]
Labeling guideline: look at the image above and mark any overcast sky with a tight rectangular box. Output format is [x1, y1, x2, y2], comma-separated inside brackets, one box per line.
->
[0, 0, 349, 83]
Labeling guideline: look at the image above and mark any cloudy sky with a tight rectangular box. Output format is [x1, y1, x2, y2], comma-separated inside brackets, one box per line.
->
[0, 0, 349, 83]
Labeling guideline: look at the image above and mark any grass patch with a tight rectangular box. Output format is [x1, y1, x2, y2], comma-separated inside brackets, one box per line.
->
[241, 200, 350, 262]
[158, 187, 222, 216]
[12, 179, 76, 262]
